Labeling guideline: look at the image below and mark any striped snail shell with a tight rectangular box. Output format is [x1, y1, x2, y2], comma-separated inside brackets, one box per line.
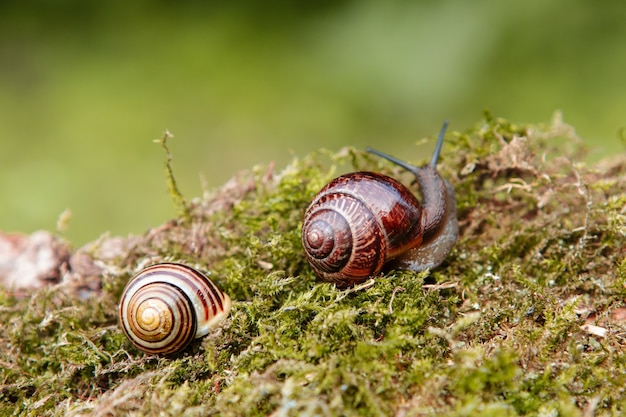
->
[302, 121, 458, 287]
[119, 263, 231, 355]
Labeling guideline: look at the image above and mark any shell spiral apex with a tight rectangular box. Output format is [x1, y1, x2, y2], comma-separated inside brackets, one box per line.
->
[118, 263, 231, 355]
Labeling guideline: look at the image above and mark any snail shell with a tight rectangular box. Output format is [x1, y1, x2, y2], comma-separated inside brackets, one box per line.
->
[119, 263, 231, 355]
[302, 121, 458, 287]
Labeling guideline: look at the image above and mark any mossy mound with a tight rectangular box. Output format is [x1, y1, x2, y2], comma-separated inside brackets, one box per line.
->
[1, 113, 625, 416]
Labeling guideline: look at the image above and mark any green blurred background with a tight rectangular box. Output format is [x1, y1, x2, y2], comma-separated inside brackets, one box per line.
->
[1, 1, 625, 246]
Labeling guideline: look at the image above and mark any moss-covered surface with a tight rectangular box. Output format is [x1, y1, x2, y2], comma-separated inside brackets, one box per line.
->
[2, 113, 626, 416]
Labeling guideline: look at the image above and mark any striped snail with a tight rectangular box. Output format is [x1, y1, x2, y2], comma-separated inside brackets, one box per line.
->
[119, 263, 231, 355]
[302, 121, 458, 287]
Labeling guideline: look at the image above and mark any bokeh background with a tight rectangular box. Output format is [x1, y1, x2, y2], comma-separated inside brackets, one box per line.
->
[1, 1, 625, 245]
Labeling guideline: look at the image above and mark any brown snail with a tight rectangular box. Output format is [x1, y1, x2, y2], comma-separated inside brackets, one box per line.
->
[119, 263, 231, 355]
[302, 121, 458, 287]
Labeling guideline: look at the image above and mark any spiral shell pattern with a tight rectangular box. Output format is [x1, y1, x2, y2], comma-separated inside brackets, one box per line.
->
[302, 172, 423, 286]
[119, 263, 231, 355]
[303, 122, 457, 286]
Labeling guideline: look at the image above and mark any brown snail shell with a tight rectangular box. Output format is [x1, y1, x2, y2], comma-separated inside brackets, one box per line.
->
[302, 121, 458, 287]
[119, 263, 231, 355]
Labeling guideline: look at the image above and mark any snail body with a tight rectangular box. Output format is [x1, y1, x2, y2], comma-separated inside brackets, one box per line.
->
[302, 121, 458, 287]
[119, 263, 231, 355]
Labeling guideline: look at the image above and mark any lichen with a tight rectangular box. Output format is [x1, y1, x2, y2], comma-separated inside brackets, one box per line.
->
[1, 113, 625, 416]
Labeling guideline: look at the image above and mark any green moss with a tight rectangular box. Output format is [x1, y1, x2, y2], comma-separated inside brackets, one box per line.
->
[1, 113, 626, 416]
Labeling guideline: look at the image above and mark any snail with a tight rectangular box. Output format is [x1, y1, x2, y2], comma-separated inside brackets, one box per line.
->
[302, 121, 458, 287]
[118, 263, 231, 355]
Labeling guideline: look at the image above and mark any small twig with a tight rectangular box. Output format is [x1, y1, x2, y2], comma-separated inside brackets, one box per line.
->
[571, 163, 591, 257]
[153, 130, 191, 222]
[388, 287, 405, 315]
[494, 177, 533, 194]
[335, 278, 376, 301]
[422, 281, 458, 291]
